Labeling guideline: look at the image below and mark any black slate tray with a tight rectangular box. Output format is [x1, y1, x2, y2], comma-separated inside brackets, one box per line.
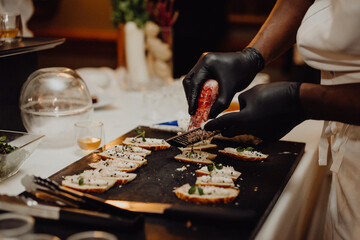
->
[0, 37, 65, 58]
[47, 126, 305, 239]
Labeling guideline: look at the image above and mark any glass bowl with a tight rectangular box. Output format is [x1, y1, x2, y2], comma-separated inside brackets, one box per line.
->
[19, 67, 93, 148]
[0, 130, 44, 182]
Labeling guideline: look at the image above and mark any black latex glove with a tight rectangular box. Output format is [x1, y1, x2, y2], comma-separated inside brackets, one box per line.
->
[182, 47, 265, 119]
[204, 82, 306, 141]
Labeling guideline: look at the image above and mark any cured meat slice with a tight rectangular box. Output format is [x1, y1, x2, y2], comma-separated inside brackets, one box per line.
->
[188, 79, 219, 130]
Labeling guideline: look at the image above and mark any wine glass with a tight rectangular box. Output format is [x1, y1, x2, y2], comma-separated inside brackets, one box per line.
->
[74, 120, 104, 155]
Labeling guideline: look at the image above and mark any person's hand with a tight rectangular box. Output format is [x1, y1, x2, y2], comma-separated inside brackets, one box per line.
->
[182, 47, 265, 119]
[204, 82, 306, 141]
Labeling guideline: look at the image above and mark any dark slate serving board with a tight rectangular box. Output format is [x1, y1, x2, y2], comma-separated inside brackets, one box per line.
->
[49, 126, 305, 238]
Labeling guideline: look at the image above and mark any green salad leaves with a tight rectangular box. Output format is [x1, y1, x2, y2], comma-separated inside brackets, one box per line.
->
[0, 136, 16, 154]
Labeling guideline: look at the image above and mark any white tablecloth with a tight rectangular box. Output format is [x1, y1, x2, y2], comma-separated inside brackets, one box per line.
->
[0, 75, 326, 239]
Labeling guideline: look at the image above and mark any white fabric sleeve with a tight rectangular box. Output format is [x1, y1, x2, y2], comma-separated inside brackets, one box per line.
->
[325, 0, 360, 55]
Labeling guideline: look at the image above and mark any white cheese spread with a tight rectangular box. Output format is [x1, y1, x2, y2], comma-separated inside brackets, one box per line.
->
[198, 165, 240, 178]
[104, 150, 145, 161]
[224, 147, 267, 158]
[196, 174, 234, 184]
[113, 144, 151, 155]
[126, 137, 168, 146]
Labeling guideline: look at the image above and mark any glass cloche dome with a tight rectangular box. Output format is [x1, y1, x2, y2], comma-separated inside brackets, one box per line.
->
[19, 67, 93, 147]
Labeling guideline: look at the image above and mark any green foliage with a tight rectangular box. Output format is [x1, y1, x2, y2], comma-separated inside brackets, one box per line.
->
[110, 0, 149, 28]
[0, 136, 16, 154]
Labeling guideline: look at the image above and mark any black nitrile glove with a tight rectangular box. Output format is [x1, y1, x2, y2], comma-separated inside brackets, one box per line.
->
[204, 82, 306, 141]
[183, 47, 265, 119]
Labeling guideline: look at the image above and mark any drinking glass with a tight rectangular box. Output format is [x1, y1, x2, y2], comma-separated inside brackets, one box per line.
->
[0, 12, 23, 43]
[0, 20, 5, 46]
[0, 213, 34, 239]
[67, 231, 118, 240]
[74, 120, 104, 154]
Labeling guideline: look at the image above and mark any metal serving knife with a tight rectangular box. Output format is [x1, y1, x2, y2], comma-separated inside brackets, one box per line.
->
[106, 200, 257, 223]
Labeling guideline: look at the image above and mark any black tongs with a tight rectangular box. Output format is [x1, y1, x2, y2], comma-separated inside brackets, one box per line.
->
[21, 175, 144, 228]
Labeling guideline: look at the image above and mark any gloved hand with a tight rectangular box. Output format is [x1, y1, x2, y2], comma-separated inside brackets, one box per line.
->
[204, 82, 306, 141]
[182, 47, 265, 119]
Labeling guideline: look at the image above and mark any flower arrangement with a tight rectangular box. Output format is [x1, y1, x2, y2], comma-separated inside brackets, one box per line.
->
[147, 0, 178, 28]
[110, 0, 178, 90]
[110, 0, 149, 28]
[110, 0, 178, 29]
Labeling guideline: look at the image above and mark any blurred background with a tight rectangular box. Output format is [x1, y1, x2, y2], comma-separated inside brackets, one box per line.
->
[27, 0, 319, 84]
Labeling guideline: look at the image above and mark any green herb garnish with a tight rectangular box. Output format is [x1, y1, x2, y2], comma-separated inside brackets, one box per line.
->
[188, 185, 196, 194]
[236, 146, 254, 152]
[188, 147, 195, 158]
[207, 163, 223, 173]
[197, 186, 204, 196]
[215, 163, 223, 170]
[122, 144, 133, 151]
[236, 146, 244, 152]
[0, 136, 17, 154]
[246, 146, 254, 151]
[207, 164, 214, 172]
[134, 128, 146, 142]
[78, 177, 84, 185]
[188, 185, 204, 195]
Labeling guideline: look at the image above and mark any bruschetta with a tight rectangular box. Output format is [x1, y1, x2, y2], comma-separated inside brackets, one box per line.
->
[89, 158, 140, 172]
[98, 150, 147, 166]
[111, 144, 151, 157]
[174, 149, 214, 165]
[173, 183, 239, 204]
[122, 137, 170, 150]
[195, 172, 235, 188]
[195, 165, 241, 181]
[219, 147, 268, 161]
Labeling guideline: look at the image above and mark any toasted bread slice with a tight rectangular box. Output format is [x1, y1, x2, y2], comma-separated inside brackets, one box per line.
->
[111, 144, 151, 157]
[89, 158, 140, 172]
[123, 137, 170, 150]
[219, 147, 268, 161]
[178, 149, 217, 160]
[98, 150, 147, 166]
[62, 167, 137, 193]
[62, 176, 117, 193]
[174, 150, 214, 165]
[173, 183, 239, 204]
[179, 139, 217, 151]
[195, 165, 241, 181]
[195, 173, 235, 188]
[86, 168, 137, 184]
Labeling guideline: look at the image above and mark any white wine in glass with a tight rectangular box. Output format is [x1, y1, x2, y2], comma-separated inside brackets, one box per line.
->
[77, 137, 101, 150]
[0, 12, 22, 43]
[74, 120, 104, 154]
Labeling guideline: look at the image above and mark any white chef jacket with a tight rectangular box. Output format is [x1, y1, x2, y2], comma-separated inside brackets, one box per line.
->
[297, 0, 360, 239]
